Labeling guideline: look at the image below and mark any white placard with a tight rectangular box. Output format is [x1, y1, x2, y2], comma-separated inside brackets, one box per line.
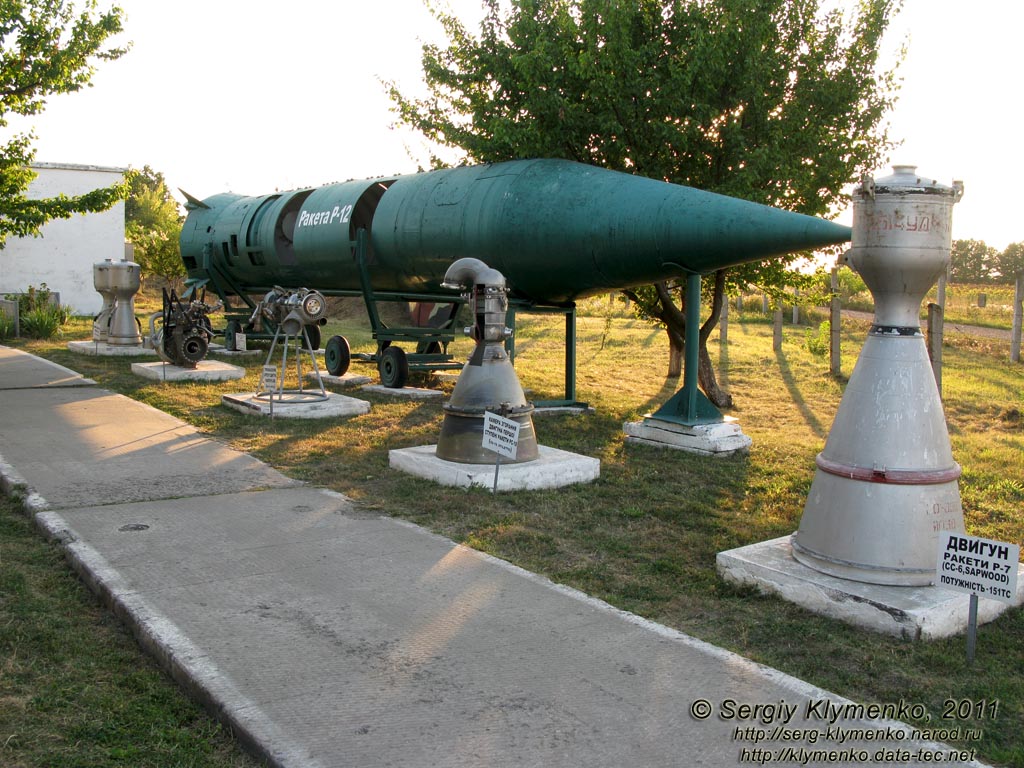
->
[483, 411, 521, 460]
[261, 365, 278, 392]
[235, 332, 247, 351]
[936, 532, 1020, 604]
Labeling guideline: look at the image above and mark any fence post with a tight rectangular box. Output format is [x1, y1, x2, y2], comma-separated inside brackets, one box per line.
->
[830, 267, 841, 376]
[719, 294, 729, 346]
[0, 298, 19, 337]
[927, 302, 944, 395]
[1012, 275, 1023, 364]
[773, 305, 783, 351]
[792, 288, 800, 325]
[762, 294, 770, 314]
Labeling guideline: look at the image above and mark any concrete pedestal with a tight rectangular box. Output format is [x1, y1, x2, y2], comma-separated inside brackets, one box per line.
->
[362, 384, 444, 399]
[308, 372, 373, 388]
[221, 391, 370, 419]
[623, 416, 751, 456]
[208, 343, 261, 358]
[68, 340, 156, 357]
[716, 535, 1024, 640]
[389, 444, 599, 491]
[535, 404, 596, 416]
[132, 360, 246, 382]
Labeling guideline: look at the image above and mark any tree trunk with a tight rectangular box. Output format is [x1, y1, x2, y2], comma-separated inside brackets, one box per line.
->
[698, 342, 732, 407]
[697, 270, 733, 408]
[667, 330, 683, 377]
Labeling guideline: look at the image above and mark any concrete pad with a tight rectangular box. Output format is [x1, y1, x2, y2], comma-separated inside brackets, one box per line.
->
[35, 488, 981, 768]
[132, 360, 247, 382]
[717, 535, 1024, 640]
[624, 416, 751, 456]
[307, 371, 373, 388]
[208, 343, 262, 358]
[389, 444, 600, 491]
[0, 387, 299, 509]
[0, 344, 96, 389]
[222, 391, 370, 419]
[535, 404, 596, 415]
[361, 383, 444, 399]
[68, 339, 157, 356]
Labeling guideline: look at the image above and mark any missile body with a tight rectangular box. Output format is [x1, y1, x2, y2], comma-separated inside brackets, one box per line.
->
[180, 159, 851, 303]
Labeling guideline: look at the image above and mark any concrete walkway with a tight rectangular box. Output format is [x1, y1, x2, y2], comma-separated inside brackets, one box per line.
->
[0, 345, 984, 767]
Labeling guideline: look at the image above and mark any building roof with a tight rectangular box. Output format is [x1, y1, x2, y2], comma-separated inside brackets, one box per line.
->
[32, 162, 128, 174]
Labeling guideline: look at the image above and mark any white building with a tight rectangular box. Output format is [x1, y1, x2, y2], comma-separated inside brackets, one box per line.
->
[1, 163, 126, 315]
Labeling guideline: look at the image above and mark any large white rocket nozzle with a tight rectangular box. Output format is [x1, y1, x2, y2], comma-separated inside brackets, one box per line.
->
[792, 165, 966, 586]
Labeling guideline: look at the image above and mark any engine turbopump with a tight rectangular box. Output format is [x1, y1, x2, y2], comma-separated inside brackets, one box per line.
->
[435, 258, 539, 464]
[252, 286, 328, 341]
[149, 288, 220, 368]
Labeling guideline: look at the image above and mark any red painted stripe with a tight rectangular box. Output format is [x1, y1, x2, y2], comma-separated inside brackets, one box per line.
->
[815, 454, 962, 485]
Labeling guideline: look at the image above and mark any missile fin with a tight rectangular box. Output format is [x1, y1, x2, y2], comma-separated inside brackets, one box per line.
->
[179, 189, 210, 210]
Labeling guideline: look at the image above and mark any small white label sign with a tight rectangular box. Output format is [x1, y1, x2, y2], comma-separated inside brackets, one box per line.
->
[261, 365, 278, 392]
[483, 411, 520, 460]
[936, 532, 1020, 604]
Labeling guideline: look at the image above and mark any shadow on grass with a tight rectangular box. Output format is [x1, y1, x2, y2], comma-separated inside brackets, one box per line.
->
[716, 338, 731, 392]
[773, 347, 827, 439]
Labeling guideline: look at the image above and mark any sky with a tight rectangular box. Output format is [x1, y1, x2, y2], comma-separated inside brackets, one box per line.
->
[8, 0, 1023, 250]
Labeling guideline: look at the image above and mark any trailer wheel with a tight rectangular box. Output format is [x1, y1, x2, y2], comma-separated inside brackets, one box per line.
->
[302, 324, 321, 351]
[325, 335, 351, 377]
[224, 320, 241, 351]
[378, 346, 409, 388]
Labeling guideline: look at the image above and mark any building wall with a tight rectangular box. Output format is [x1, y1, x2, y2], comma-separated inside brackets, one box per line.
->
[0, 163, 126, 315]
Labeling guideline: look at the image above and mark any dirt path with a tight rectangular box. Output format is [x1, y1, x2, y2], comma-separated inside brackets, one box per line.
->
[838, 308, 1013, 341]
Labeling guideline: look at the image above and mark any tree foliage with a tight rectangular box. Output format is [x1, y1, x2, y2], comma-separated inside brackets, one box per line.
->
[949, 239, 997, 284]
[947, 239, 1024, 284]
[390, 0, 901, 404]
[124, 166, 184, 283]
[994, 242, 1024, 282]
[0, 0, 129, 248]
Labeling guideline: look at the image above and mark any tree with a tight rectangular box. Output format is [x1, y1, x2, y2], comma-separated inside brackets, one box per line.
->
[389, 0, 901, 405]
[949, 239, 998, 284]
[125, 166, 185, 283]
[0, 1, 129, 248]
[995, 242, 1024, 283]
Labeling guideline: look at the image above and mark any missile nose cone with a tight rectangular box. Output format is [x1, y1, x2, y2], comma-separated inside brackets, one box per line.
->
[654, 192, 852, 276]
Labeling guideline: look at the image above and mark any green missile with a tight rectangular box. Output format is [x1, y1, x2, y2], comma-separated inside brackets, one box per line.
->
[180, 158, 851, 303]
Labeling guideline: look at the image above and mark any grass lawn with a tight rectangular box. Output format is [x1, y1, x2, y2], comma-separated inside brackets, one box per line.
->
[3, 295, 1022, 766]
[0, 492, 263, 767]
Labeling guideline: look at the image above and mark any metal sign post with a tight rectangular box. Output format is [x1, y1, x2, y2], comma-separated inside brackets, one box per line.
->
[482, 410, 520, 493]
[260, 365, 279, 419]
[936, 532, 1021, 664]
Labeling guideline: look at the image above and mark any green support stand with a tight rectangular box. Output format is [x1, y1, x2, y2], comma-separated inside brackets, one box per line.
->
[650, 273, 724, 426]
[505, 302, 587, 409]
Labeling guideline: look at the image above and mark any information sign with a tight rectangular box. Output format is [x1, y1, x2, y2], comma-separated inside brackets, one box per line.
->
[261, 365, 278, 393]
[936, 532, 1020, 604]
[483, 411, 520, 460]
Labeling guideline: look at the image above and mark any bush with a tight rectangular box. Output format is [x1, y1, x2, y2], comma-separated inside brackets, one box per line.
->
[20, 304, 65, 339]
[806, 320, 830, 356]
[3, 283, 70, 339]
[0, 308, 15, 340]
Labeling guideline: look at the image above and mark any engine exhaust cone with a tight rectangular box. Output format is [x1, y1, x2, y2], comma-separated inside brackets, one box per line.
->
[792, 166, 966, 586]
[435, 259, 540, 465]
[106, 261, 142, 346]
